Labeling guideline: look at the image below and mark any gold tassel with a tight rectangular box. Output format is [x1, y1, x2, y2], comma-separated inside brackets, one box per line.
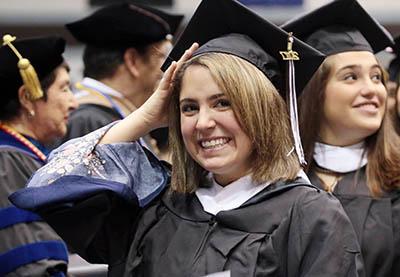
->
[2, 34, 44, 100]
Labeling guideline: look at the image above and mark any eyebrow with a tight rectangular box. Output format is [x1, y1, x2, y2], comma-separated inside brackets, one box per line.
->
[337, 63, 381, 74]
[59, 79, 70, 87]
[179, 93, 225, 105]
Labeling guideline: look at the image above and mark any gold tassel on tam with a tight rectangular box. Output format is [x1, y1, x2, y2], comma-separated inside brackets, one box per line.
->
[2, 34, 44, 100]
[279, 32, 306, 166]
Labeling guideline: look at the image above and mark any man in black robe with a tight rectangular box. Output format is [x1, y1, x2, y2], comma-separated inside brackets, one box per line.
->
[59, 3, 183, 148]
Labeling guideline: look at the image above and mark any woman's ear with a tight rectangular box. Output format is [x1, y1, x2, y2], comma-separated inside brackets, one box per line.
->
[18, 85, 35, 115]
[124, 48, 141, 78]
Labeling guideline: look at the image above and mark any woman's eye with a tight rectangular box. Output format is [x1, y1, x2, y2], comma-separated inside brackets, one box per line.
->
[343, 74, 357, 81]
[371, 73, 382, 81]
[181, 104, 198, 113]
[61, 85, 72, 93]
[215, 99, 231, 108]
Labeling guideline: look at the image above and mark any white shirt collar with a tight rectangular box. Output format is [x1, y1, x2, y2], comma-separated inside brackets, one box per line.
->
[77, 77, 124, 99]
[195, 174, 270, 215]
[313, 141, 368, 173]
[196, 170, 310, 216]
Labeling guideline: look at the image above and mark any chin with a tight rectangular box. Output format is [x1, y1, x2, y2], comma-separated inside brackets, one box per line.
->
[355, 124, 380, 139]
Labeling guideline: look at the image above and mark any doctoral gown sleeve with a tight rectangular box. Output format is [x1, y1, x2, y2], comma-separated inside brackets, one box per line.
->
[0, 150, 40, 206]
[9, 123, 169, 273]
[287, 190, 364, 277]
[0, 151, 68, 276]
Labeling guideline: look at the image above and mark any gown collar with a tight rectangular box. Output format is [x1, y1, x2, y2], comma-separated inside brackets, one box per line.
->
[78, 77, 124, 99]
[195, 174, 271, 215]
[0, 127, 48, 164]
[313, 141, 368, 173]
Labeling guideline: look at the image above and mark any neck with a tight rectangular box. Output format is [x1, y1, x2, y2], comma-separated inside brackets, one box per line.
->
[319, 128, 367, 147]
[99, 73, 146, 109]
[2, 116, 37, 140]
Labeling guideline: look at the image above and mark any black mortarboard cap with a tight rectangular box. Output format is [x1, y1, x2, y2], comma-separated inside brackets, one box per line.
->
[281, 0, 394, 56]
[0, 36, 65, 104]
[388, 36, 400, 82]
[66, 2, 184, 48]
[161, 0, 325, 96]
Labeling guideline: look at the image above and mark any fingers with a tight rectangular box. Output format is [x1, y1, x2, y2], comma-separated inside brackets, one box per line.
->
[172, 42, 200, 81]
[158, 61, 177, 91]
[177, 42, 199, 65]
[158, 43, 199, 92]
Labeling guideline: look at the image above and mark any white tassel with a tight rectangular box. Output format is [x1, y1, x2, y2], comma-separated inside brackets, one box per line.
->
[288, 59, 306, 166]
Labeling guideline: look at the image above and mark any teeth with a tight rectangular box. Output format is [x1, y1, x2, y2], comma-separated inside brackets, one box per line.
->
[359, 103, 377, 108]
[201, 138, 228, 149]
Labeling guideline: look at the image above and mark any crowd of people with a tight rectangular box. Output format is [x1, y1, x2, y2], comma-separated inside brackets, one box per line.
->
[1, 0, 399, 276]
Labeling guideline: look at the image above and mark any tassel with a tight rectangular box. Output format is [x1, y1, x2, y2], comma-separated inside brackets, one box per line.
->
[279, 33, 306, 166]
[2, 34, 44, 100]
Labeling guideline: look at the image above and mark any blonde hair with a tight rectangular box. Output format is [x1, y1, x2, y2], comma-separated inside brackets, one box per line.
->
[168, 53, 300, 193]
[299, 56, 400, 196]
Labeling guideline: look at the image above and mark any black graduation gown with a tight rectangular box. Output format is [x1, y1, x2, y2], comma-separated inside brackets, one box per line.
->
[64, 104, 121, 142]
[40, 178, 364, 277]
[309, 168, 400, 277]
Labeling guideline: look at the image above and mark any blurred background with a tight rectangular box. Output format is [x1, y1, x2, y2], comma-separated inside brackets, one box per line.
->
[1, 0, 399, 83]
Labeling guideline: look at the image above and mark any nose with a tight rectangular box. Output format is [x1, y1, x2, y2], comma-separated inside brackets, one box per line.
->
[195, 108, 216, 131]
[359, 78, 380, 98]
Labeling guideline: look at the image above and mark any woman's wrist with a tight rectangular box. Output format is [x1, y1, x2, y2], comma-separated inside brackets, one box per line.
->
[99, 109, 156, 144]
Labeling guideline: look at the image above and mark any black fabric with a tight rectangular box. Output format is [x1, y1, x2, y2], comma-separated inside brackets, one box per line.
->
[194, 34, 283, 94]
[40, 192, 141, 276]
[309, 167, 400, 277]
[161, 0, 325, 96]
[0, 36, 65, 104]
[66, 2, 183, 48]
[66, 104, 120, 137]
[281, 0, 394, 55]
[35, 177, 364, 276]
[388, 36, 400, 82]
[52, 104, 120, 148]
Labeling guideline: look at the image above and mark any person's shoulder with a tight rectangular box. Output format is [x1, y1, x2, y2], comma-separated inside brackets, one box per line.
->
[271, 177, 323, 200]
[0, 148, 39, 168]
[70, 104, 119, 121]
[280, 178, 342, 211]
[294, 183, 338, 204]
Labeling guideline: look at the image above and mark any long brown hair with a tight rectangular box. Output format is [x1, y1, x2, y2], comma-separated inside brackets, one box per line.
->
[168, 53, 301, 193]
[299, 57, 400, 196]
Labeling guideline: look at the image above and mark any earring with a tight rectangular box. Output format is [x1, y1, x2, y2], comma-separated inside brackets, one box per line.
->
[29, 110, 35, 117]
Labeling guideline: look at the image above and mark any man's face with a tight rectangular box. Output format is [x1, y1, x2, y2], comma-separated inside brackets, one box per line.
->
[137, 39, 173, 102]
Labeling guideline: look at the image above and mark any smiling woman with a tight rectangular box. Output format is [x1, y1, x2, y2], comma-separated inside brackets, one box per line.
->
[9, 0, 364, 276]
[170, 53, 299, 191]
[319, 52, 387, 146]
[282, 0, 400, 276]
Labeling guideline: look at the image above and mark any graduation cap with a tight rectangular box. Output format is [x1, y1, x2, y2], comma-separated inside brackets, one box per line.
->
[281, 0, 394, 56]
[162, 0, 326, 165]
[0, 35, 65, 104]
[388, 36, 400, 82]
[66, 2, 184, 48]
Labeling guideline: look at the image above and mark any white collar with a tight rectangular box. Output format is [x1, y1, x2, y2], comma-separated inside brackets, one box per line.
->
[78, 77, 124, 99]
[313, 141, 368, 173]
[195, 174, 270, 215]
[195, 170, 310, 216]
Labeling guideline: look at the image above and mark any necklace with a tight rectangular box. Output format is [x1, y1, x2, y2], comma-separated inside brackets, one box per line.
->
[0, 123, 47, 162]
[314, 165, 343, 193]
